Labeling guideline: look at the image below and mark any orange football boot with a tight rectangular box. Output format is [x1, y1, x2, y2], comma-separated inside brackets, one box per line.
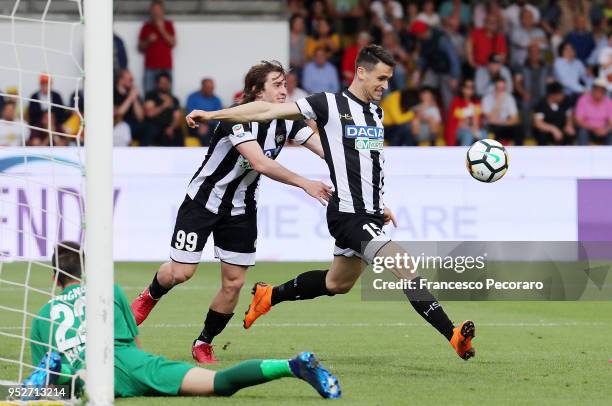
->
[243, 282, 273, 329]
[450, 320, 476, 360]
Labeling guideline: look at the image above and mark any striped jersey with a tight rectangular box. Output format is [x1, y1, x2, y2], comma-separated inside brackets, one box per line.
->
[186, 119, 312, 215]
[296, 90, 385, 215]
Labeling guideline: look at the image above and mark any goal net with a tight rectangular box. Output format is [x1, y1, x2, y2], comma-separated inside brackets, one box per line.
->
[0, 0, 113, 403]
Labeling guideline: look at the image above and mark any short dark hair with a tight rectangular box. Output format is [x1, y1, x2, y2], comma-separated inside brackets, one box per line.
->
[156, 72, 171, 83]
[51, 241, 83, 286]
[558, 40, 573, 57]
[241, 60, 286, 104]
[546, 81, 564, 96]
[355, 45, 395, 72]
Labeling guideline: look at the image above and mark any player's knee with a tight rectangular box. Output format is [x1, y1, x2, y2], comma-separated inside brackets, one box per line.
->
[326, 279, 354, 294]
[171, 263, 197, 284]
[221, 275, 245, 296]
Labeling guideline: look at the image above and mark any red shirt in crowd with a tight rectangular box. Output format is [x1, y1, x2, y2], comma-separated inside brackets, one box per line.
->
[469, 28, 507, 67]
[341, 45, 360, 85]
[445, 96, 483, 146]
[139, 20, 175, 69]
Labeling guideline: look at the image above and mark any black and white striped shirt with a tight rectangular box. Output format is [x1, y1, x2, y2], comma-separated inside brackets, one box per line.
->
[186, 119, 312, 216]
[296, 90, 385, 215]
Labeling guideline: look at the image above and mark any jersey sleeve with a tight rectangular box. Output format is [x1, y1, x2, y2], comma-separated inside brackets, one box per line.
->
[287, 120, 314, 145]
[221, 121, 257, 146]
[295, 92, 329, 124]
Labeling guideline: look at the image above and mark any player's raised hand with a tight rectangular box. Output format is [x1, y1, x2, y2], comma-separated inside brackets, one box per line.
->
[303, 180, 333, 206]
[186, 110, 211, 128]
[383, 206, 397, 227]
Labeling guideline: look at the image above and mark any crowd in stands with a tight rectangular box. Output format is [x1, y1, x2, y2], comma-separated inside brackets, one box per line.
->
[0, 0, 610, 147]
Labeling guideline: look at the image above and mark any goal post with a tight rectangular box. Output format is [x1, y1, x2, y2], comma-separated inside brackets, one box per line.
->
[84, 0, 114, 404]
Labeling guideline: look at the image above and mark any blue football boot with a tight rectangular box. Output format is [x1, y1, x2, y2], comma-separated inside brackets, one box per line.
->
[289, 351, 341, 399]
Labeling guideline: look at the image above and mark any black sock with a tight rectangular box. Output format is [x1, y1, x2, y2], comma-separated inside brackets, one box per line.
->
[197, 309, 234, 344]
[403, 277, 455, 341]
[271, 270, 334, 306]
[149, 272, 172, 300]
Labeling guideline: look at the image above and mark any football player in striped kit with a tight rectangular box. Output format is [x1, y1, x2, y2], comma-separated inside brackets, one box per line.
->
[186, 45, 476, 361]
[132, 61, 332, 363]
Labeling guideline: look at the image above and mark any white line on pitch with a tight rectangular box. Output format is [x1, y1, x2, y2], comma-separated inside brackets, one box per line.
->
[141, 321, 607, 328]
[0, 321, 607, 331]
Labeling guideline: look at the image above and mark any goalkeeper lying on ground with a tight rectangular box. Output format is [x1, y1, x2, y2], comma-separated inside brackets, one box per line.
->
[25, 241, 340, 399]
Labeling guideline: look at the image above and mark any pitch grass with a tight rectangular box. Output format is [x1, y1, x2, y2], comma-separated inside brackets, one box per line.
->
[1, 262, 611, 405]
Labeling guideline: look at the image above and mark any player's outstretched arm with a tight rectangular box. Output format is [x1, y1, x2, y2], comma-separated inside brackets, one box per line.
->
[186, 101, 303, 126]
[236, 141, 331, 205]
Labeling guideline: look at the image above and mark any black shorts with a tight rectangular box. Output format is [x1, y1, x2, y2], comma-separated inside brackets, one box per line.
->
[326, 208, 391, 264]
[169, 196, 257, 266]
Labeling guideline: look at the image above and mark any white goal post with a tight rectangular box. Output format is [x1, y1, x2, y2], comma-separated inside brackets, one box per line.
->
[84, 0, 114, 404]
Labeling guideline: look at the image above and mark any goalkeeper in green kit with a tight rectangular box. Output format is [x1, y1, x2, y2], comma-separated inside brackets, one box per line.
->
[26, 242, 340, 399]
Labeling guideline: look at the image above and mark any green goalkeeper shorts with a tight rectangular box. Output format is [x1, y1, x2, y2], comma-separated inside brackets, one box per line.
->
[114, 346, 194, 397]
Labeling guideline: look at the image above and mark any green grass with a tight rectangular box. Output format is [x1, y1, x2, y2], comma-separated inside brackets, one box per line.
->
[1, 262, 612, 405]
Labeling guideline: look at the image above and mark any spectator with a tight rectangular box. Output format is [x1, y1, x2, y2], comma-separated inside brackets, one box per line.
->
[305, 18, 341, 63]
[594, 34, 612, 93]
[587, 25, 610, 68]
[113, 32, 128, 73]
[514, 44, 552, 137]
[466, 14, 508, 71]
[28, 74, 65, 128]
[328, 0, 365, 37]
[307, 1, 330, 33]
[503, 0, 540, 33]
[185, 78, 223, 146]
[575, 79, 612, 145]
[475, 54, 513, 97]
[553, 41, 590, 102]
[411, 87, 442, 145]
[473, 0, 506, 30]
[341, 31, 371, 86]
[564, 14, 595, 65]
[438, 0, 471, 28]
[114, 69, 144, 143]
[532, 82, 575, 145]
[143, 72, 183, 146]
[442, 14, 465, 66]
[28, 111, 68, 146]
[289, 14, 307, 73]
[370, 0, 403, 32]
[0, 101, 29, 146]
[138, 0, 176, 93]
[446, 79, 486, 146]
[302, 47, 340, 94]
[287, 71, 308, 102]
[381, 31, 409, 92]
[380, 89, 419, 146]
[509, 8, 547, 70]
[62, 90, 84, 144]
[416, 0, 440, 27]
[113, 120, 132, 147]
[482, 77, 520, 144]
[410, 20, 460, 111]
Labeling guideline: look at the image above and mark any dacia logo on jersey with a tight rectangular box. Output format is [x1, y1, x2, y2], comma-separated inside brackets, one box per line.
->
[345, 125, 384, 139]
[355, 137, 384, 151]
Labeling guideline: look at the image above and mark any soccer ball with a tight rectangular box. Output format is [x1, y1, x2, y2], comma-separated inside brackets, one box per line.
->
[466, 139, 508, 183]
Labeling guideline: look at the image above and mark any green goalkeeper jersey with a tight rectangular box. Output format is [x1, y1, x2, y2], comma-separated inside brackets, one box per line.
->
[30, 283, 139, 374]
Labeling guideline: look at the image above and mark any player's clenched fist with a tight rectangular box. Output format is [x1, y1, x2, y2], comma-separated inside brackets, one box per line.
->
[185, 110, 212, 128]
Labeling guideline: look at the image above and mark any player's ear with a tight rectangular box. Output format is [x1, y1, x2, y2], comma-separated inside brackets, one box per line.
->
[355, 66, 367, 81]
